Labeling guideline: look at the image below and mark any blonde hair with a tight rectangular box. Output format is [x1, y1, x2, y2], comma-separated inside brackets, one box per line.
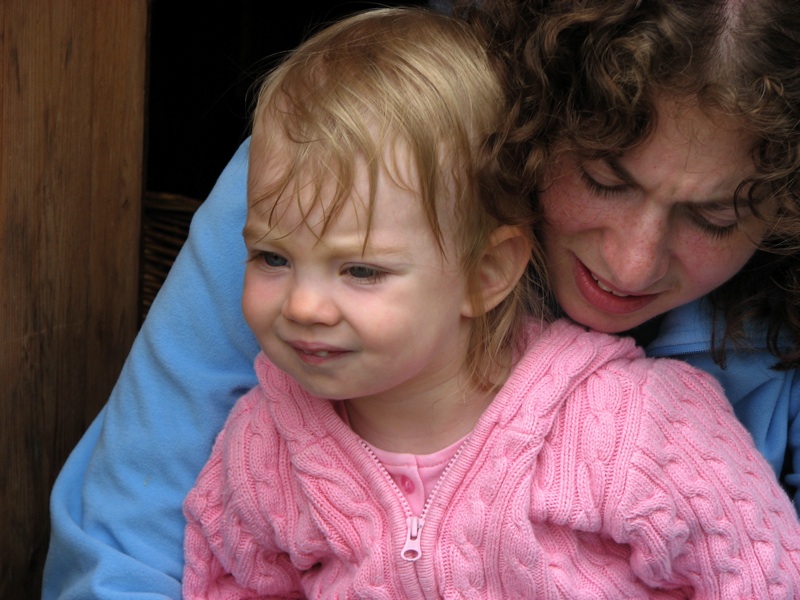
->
[248, 7, 545, 389]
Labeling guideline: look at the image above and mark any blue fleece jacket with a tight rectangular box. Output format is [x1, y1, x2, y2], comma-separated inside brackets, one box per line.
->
[42, 139, 800, 599]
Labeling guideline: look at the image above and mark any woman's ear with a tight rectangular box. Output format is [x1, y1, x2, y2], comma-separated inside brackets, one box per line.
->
[462, 225, 531, 318]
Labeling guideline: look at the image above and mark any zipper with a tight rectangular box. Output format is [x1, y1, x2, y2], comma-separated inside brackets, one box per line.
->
[359, 438, 468, 563]
[401, 515, 423, 561]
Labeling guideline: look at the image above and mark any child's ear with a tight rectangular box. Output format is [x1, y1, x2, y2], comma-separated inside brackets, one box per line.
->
[462, 225, 531, 318]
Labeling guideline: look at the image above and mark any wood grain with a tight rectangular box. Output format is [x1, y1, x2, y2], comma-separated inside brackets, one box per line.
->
[0, 0, 147, 595]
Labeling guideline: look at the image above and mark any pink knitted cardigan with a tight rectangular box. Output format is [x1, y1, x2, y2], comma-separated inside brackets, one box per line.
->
[183, 319, 800, 599]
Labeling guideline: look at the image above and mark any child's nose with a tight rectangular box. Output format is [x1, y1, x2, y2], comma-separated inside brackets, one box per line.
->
[281, 278, 340, 326]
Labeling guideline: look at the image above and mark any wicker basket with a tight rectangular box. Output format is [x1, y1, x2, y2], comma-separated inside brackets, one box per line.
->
[140, 191, 202, 322]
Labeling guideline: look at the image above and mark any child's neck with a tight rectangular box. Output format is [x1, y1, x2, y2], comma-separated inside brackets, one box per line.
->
[343, 382, 496, 454]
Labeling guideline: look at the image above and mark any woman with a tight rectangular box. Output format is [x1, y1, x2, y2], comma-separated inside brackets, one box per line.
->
[43, 1, 800, 598]
[466, 0, 800, 485]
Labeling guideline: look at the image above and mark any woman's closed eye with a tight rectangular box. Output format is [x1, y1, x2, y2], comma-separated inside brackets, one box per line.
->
[579, 165, 630, 198]
[684, 205, 741, 239]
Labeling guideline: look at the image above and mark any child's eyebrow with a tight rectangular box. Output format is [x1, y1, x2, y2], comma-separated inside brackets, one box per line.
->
[347, 244, 413, 259]
[242, 225, 414, 260]
[241, 225, 264, 245]
[318, 239, 415, 261]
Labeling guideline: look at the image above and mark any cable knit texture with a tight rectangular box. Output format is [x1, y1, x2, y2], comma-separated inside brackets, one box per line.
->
[183, 319, 800, 599]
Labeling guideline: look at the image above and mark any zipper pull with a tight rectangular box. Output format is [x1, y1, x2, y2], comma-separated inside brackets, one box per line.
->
[401, 516, 424, 562]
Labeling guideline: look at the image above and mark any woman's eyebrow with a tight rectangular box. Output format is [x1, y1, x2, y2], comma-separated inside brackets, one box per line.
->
[692, 198, 740, 211]
[607, 155, 741, 209]
[603, 156, 638, 186]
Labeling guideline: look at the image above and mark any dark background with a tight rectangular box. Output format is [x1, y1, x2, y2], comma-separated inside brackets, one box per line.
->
[146, 0, 428, 202]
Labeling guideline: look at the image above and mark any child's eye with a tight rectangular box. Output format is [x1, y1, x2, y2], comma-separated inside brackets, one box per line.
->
[254, 251, 289, 268]
[345, 265, 386, 283]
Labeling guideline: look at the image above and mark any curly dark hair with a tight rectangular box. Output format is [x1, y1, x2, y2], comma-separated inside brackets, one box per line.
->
[458, 0, 800, 368]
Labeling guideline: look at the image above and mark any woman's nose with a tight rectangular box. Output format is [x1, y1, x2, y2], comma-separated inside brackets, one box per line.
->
[601, 207, 671, 293]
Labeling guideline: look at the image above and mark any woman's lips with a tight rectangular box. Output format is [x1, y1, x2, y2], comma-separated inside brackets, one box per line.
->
[572, 258, 659, 315]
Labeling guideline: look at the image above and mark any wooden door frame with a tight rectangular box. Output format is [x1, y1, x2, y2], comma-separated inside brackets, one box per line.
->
[0, 1, 147, 595]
